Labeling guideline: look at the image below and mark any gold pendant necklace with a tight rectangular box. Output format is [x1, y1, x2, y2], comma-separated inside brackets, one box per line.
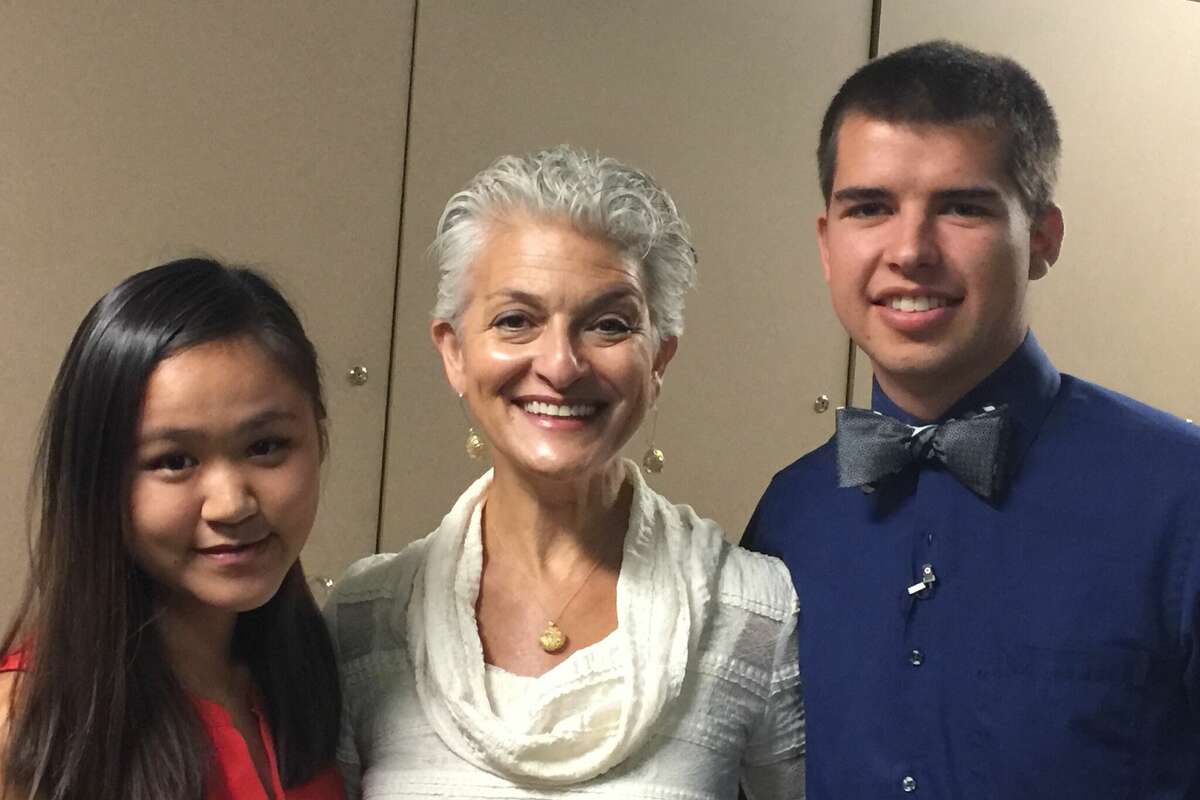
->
[537, 622, 567, 653]
[485, 515, 616, 655]
[532, 554, 606, 653]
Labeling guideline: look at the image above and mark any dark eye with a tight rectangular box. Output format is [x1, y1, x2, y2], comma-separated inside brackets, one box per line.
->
[147, 452, 196, 473]
[593, 316, 635, 337]
[846, 202, 889, 219]
[248, 438, 290, 459]
[493, 312, 531, 332]
[945, 202, 989, 218]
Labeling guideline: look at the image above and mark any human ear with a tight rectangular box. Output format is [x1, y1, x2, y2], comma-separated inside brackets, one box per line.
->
[651, 336, 678, 399]
[1028, 204, 1065, 281]
[816, 213, 833, 284]
[431, 319, 466, 395]
[653, 335, 678, 375]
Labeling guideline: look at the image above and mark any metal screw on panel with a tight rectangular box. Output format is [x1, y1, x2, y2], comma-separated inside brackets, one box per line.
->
[309, 575, 335, 604]
[347, 365, 369, 386]
[813, 394, 830, 413]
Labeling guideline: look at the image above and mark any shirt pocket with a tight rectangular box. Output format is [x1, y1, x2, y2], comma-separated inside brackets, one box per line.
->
[969, 644, 1151, 800]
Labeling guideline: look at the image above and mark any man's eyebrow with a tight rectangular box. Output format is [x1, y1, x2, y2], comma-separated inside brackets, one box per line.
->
[933, 187, 1003, 202]
[831, 186, 1005, 205]
[831, 186, 892, 203]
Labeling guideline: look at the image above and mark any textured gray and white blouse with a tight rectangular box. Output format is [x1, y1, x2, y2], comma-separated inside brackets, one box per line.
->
[325, 461, 805, 799]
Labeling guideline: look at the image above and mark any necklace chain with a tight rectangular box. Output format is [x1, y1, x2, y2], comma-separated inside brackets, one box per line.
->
[544, 556, 604, 621]
[490, 532, 613, 654]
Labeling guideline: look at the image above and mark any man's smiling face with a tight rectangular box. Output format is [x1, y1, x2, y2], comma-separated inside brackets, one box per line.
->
[818, 112, 1062, 416]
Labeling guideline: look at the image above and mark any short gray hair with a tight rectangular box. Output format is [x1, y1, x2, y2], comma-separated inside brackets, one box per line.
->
[430, 145, 697, 341]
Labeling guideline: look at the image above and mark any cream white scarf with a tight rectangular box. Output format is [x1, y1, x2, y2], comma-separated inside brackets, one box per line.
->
[406, 460, 725, 786]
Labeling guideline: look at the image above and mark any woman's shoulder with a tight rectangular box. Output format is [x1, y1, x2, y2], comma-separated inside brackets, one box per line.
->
[0, 670, 15, 715]
[715, 544, 798, 623]
[1, 649, 27, 741]
[0, 670, 19, 779]
[283, 762, 346, 799]
[0, 651, 25, 673]
[328, 536, 431, 605]
[323, 537, 432, 661]
[651, 485, 797, 623]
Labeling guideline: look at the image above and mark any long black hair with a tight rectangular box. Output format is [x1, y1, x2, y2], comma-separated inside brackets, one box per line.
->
[1, 258, 340, 800]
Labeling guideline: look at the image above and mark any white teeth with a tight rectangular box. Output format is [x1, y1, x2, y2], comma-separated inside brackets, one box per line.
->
[888, 296, 947, 312]
[522, 400, 598, 418]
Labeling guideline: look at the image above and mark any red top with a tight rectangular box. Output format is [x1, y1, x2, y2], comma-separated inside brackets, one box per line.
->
[1, 651, 344, 800]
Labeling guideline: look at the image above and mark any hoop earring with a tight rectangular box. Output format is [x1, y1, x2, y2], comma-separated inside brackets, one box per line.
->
[641, 404, 664, 474]
[458, 393, 488, 460]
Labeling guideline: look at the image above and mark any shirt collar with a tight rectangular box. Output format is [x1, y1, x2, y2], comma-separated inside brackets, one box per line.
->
[870, 331, 1061, 469]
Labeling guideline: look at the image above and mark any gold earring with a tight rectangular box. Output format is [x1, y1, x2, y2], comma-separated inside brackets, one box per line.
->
[458, 393, 488, 460]
[641, 404, 664, 474]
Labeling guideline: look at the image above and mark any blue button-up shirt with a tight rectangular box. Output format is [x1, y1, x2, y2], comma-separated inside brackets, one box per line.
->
[743, 334, 1200, 798]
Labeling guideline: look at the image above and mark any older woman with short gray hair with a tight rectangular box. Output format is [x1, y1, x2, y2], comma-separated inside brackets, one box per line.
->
[326, 145, 804, 798]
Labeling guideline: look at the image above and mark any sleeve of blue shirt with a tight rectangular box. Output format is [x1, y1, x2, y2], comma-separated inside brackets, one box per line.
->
[742, 473, 783, 558]
[1185, 506, 1200, 728]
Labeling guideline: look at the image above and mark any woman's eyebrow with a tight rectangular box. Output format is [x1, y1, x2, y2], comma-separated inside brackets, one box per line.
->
[138, 409, 297, 443]
[237, 409, 298, 432]
[483, 289, 542, 306]
[578, 286, 644, 316]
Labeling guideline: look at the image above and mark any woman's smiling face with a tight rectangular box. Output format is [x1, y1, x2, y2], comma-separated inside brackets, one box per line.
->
[127, 336, 322, 616]
[434, 216, 676, 484]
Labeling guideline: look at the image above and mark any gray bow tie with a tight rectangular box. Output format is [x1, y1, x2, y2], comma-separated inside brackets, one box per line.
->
[835, 405, 1011, 501]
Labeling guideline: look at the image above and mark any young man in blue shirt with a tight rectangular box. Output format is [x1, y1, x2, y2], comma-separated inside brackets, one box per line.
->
[743, 40, 1200, 798]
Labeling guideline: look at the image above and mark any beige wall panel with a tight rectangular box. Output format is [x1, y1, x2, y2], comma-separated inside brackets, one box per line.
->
[381, 1, 872, 550]
[0, 1, 414, 620]
[852, 343, 874, 408]
[874, 0, 1200, 419]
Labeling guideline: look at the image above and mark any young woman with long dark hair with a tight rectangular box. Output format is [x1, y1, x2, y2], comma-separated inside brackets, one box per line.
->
[0, 258, 343, 800]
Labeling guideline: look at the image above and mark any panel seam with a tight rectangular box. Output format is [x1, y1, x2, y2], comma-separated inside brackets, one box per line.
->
[375, 0, 422, 555]
[845, 0, 883, 408]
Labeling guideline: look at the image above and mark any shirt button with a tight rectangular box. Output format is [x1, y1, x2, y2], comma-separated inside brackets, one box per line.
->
[902, 775, 918, 792]
[909, 649, 924, 666]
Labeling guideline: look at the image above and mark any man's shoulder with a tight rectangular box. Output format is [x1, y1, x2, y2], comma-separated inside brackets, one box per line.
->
[742, 436, 840, 552]
[766, 434, 839, 489]
[1056, 374, 1200, 452]
[1044, 375, 1200, 507]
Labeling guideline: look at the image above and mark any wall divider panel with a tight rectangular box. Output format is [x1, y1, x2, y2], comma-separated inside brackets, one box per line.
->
[0, 1, 416, 618]
[860, 0, 1200, 421]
